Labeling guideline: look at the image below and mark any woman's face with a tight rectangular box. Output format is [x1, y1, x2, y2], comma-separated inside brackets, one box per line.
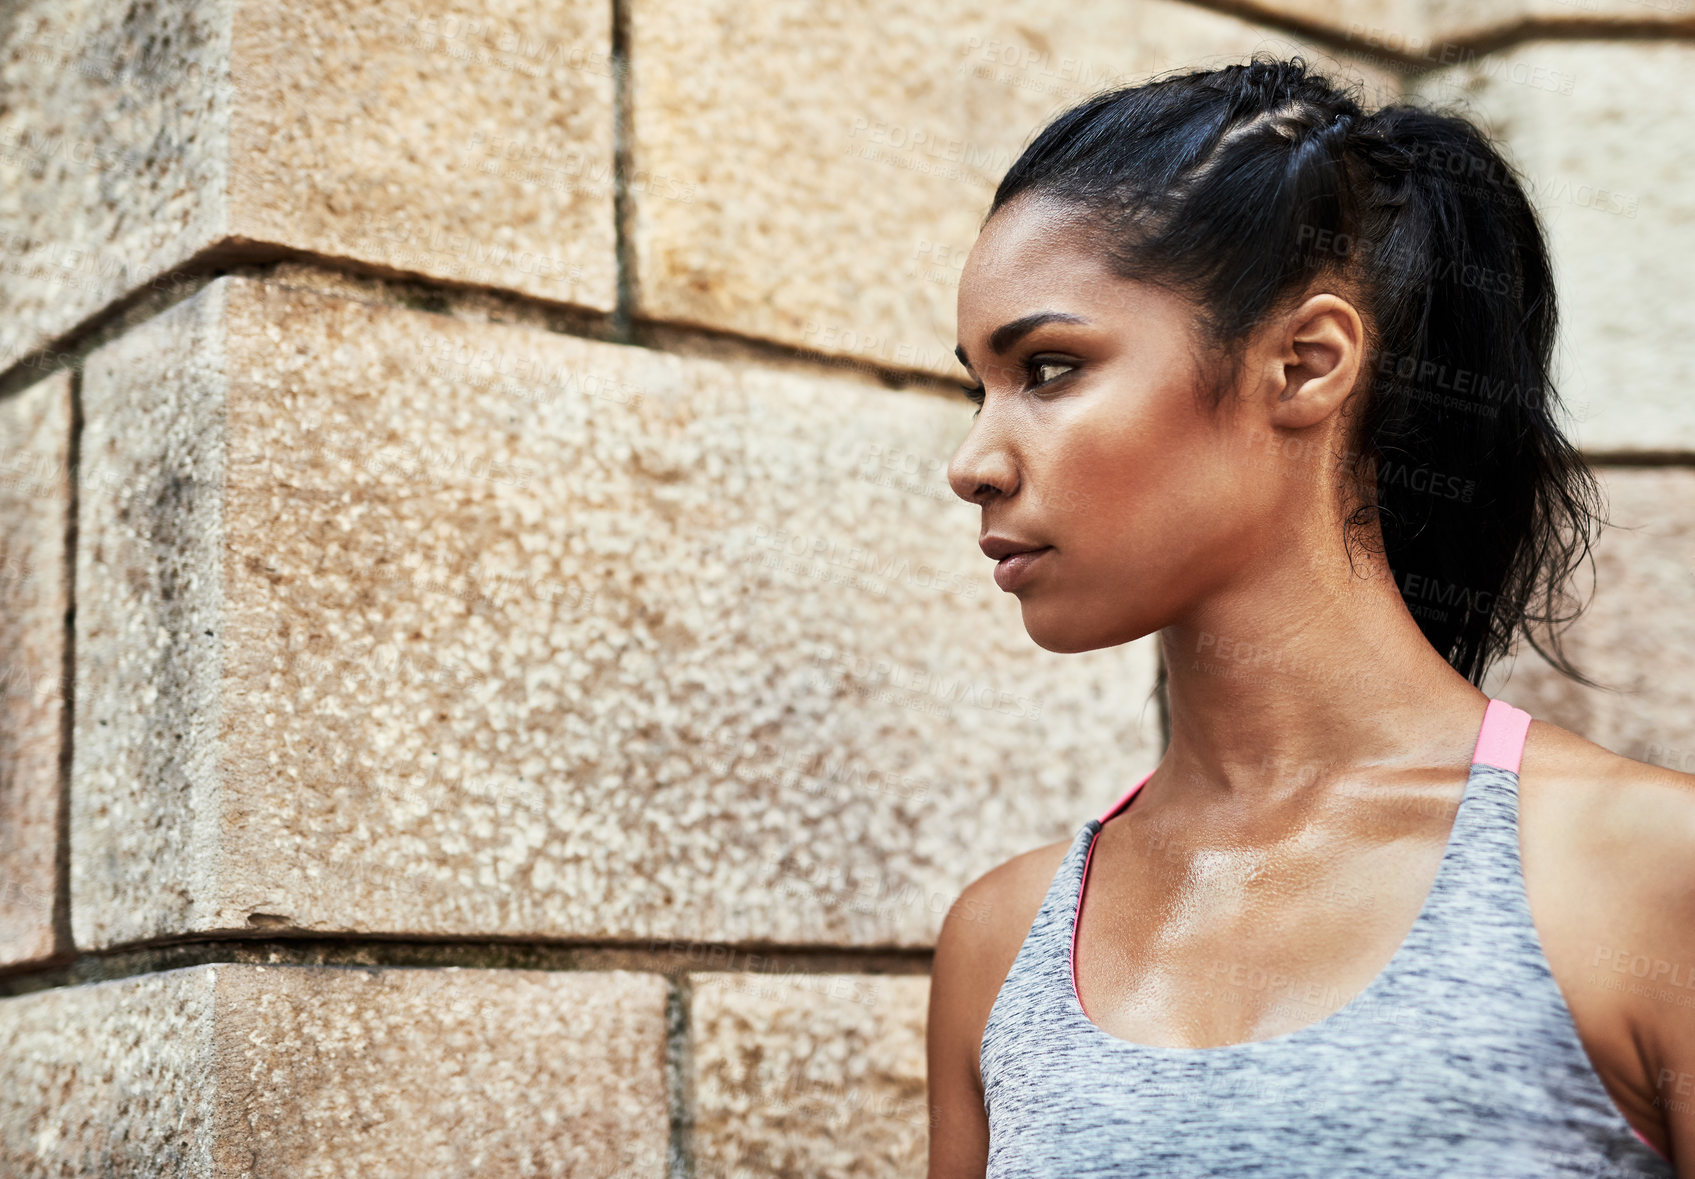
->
[948, 194, 1343, 653]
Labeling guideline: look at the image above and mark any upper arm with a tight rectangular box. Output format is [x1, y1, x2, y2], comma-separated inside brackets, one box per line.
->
[926, 841, 1069, 1179]
[926, 880, 997, 1179]
[1614, 766, 1695, 1175]
[1535, 730, 1695, 1173]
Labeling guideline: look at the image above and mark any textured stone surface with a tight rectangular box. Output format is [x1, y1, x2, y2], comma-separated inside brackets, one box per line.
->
[628, 0, 1399, 378]
[0, 370, 72, 967]
[1336, 4, 1482, 68]
[1483, 468, 1695, 770]
[210, 966, 671, 1177]
[74, 283, 230, 949]
[690, 972, 928, 1178]
[1284, 0, 1429, 45]
[1412, 42, 1695, 453]
[73, 276, 1161, 950]
[227, 1, 614, 313]
[0, 0, 613, 365]
[0, 0, 230, 365]
[0, 964, 669, 1178]
[0, 968, 219, 1177]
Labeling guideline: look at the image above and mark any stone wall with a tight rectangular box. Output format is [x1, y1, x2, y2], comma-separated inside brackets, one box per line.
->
[1, 1, 1689, 1174]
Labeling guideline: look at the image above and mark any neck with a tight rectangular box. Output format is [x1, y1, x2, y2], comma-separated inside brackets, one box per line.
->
[1157, 541, 1488, 808]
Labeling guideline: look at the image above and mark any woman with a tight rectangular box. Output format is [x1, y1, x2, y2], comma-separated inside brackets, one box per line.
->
[927, 56, 1693, 1177]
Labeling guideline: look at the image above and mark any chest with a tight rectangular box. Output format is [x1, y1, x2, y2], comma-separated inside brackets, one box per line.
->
[1073, 804, 1442, 1045]
[1069, 785, 1650, 1120]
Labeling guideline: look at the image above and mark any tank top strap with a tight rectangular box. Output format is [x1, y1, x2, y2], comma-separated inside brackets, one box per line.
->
[1471, 697, 1533, 773]
[1425, 696, 1533, 898]
[1370, 697, 1542, 991]
[979, 820, 1102, 1078]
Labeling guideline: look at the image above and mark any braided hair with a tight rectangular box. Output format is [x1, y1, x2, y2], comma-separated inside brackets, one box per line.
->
[989, 55, 1603, 688]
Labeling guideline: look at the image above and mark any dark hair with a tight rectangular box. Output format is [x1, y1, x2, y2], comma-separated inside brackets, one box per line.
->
[989, 54, 1604, 688]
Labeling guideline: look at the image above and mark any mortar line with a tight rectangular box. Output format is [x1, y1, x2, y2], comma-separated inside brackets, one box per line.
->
[0, 933, 934, 997]
[0, 249, 245, 404]
[1583, 451, 1695, 468]
[48, 367, 82, 962]
[1174, 0, 1695, 70]
[666, 974, 697, 1179]
[0, 247, 966, 407]
[1400, 14, 1695, 70]
[610, 0, 637, 345]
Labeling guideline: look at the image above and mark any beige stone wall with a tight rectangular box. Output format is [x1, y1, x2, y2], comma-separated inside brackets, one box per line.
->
[0, 0, 1689, 1174]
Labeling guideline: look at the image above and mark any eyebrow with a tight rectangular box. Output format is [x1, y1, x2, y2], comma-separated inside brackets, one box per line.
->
[956, 311, 1090, 370]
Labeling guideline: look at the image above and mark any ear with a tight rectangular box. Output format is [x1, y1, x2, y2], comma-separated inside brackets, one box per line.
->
[1261, 293, 1365, 431]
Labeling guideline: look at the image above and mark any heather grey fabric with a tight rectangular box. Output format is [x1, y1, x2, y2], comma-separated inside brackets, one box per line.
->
[979, 761, 1677, 1177]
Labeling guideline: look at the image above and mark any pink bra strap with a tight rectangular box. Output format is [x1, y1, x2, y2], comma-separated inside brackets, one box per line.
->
[1098, 767, 1157, 824]
[1470, 698, 1534, 775]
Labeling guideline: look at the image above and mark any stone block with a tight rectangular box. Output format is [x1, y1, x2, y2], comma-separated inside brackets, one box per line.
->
[0, 0, 614, 364]
[0, 369, 72, 967]
[627, 0, 1399, 378]
[0, 0, 228, 365]
[228, 0, 615, 313]
[1412, 42, 1695, 453]
[73, 275, 1162, 950]
[1483, 468, 1695, 770]
[73, 282, 230, 950]
[0, 968, 218, 1176]
[689, 972, 929, 1178]
[0, 964, 670, 1177]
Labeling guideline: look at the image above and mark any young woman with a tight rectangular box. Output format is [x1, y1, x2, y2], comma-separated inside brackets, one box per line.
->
[928, 57, 1694, 1177]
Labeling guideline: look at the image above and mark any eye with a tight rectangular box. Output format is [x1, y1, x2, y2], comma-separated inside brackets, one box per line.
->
[959, 356, 1074, 418]
[1027, 357, 1077, 388]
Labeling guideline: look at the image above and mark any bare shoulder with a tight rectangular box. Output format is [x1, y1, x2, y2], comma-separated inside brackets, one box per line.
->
[1519, 719, 1695, 1076]
[1521, 718, 1695, 871]
[929, 836, 1075, 1073]
[938, 836, 1075, 969]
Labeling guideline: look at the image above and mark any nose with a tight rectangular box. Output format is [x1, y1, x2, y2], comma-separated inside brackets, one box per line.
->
[947, 415, 1018, 505]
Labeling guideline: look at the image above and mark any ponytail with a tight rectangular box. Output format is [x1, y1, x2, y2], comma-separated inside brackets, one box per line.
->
[989, 54, 1604, 687]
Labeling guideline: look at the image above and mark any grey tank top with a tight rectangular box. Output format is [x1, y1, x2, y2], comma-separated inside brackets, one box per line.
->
[980, 699, 1676, 1177]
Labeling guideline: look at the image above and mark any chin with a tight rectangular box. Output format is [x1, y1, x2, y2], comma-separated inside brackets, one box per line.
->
[1019, 609, 1108, 654]
[1019, 599, 1151, 654]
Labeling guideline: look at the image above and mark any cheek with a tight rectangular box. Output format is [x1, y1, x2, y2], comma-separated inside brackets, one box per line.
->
[1030, 384, 1212, 523]
[1030, 429, 1143, 522]
[1035, 397, 1261, 572]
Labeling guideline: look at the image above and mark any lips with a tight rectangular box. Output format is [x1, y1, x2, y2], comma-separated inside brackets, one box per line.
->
[979, 535, 1051, 561]
[989, 535, 1050, 589]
